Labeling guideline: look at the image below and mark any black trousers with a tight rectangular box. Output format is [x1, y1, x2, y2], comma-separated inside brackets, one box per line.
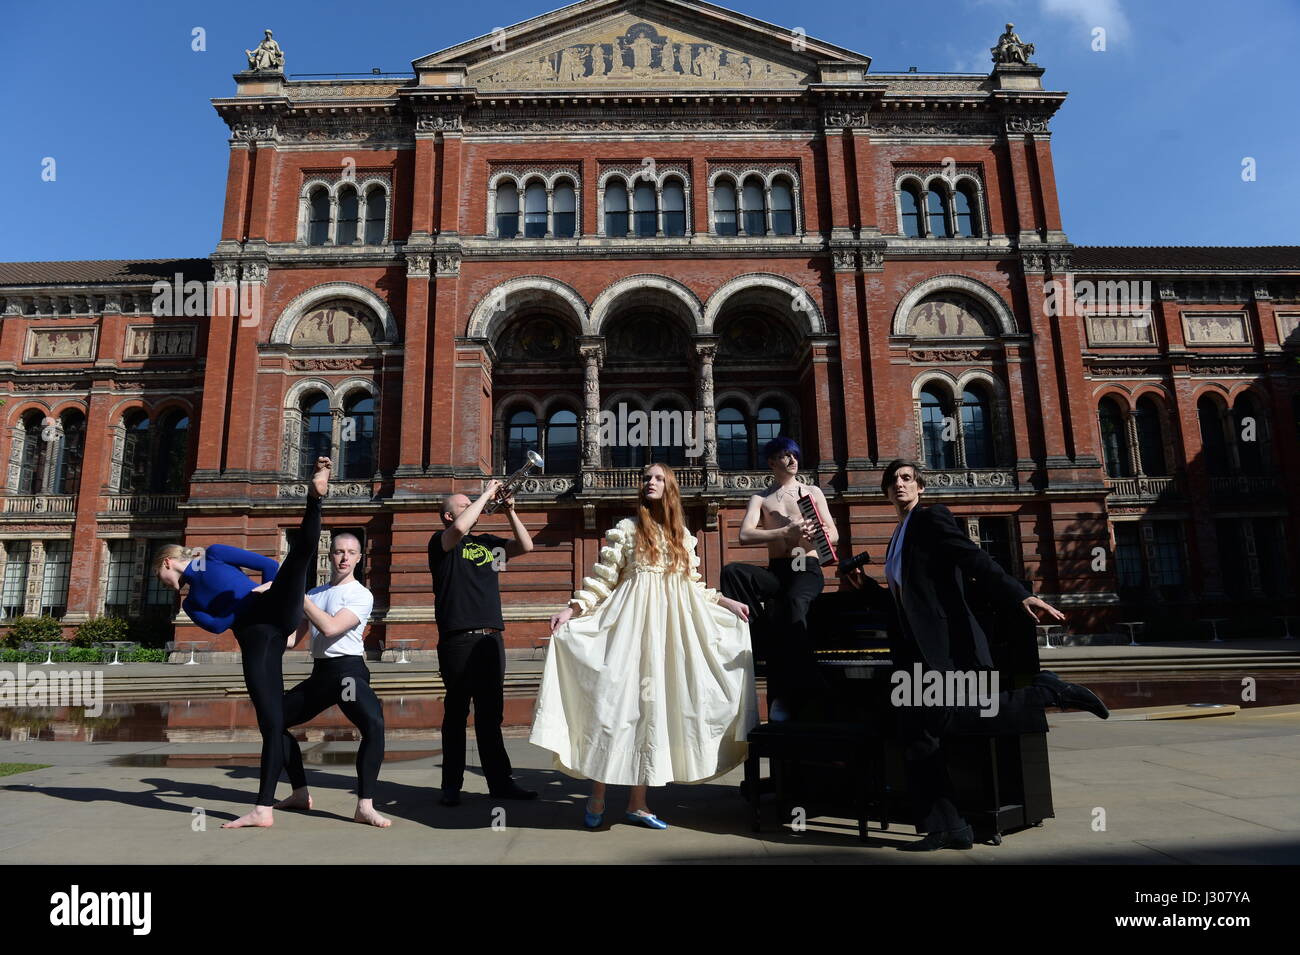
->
[891, 639, 1051, 833]
[720, 560, 825, 705]
[437, 628, 512, 793]
[281, 655, 385, 800]
[230, 495, 321, 807]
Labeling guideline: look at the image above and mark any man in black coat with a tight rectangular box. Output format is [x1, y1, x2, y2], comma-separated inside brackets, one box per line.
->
[842, 458, 1108, 851]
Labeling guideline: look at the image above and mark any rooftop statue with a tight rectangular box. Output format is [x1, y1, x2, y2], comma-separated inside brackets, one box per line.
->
[245, 29, 284, 72]
[991, 22, 1035, 66]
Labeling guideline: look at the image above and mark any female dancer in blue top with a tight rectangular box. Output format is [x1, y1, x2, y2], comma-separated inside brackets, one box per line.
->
[153, 456, 330, 828]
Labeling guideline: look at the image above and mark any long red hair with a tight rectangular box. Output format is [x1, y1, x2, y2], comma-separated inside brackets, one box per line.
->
[634, 462, 689, 574]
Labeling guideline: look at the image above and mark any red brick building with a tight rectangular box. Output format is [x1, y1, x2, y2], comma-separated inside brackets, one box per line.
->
[1, 0, 1297, 651]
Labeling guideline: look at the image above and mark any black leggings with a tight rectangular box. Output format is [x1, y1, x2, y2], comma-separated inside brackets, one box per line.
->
[720, 560, 825, 703]
[281, 655, 385, 800]
[231, 494, 322, 806]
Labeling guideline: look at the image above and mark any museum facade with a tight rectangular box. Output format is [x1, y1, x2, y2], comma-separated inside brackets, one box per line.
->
[1, 0, 1297, 650]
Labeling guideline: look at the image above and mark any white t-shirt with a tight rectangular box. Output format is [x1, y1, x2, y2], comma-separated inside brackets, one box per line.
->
[307, 579, 373, 659]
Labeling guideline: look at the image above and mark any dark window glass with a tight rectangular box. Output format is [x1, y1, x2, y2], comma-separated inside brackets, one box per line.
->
[1216, 519, 1250, 599]
[363, 188, 386, 244]
[604, 180, 629, 236]
[104, 539, 136, 616]
[649, 405, 687, 468]
[1134, 397, 1167, 476]
[756, 405, 784, 450]
[1114, 523, 1145, 590]
[524, 182, 548, 238]
[495, 181, 519, 238]
[1150, 523, 1185, 591]
[1099, 398, 1133, 478]
[342, 394, 375, 480]
[742, 178, 766, 236]
[545, 409, 579, 473]
[900, 185, 922, 238]
[56, 411, 86, 495]
[17, 413, 49, 495]
[977, 518, 1015, 576]
[717, 406, 749, 469]
[634, 182, 658, 237]
[121, 413, 151, 492]
[961, 388, 994, 468]
[662, 180, 686, 236]
[506, 410, 539, 474]
[954, 185, 980, 238]
[1, 541, 30, 619]
[1233, 395, 1264, 474]
[771, 180, 795, 235]
[300, 395, 332, 479]
[1197, 397, 1230, 476]
[154, 413, 189, 493]
[1254, 518, 1289, 598]
[921, 388, 956, 469]
[336, 188, 359, 245]
[926, 188, 951, 238]
[39, 540, 71, 618]
[308, 189, 330, 245]
[553, 182, 576, 238]
[714, 182, 737, 236]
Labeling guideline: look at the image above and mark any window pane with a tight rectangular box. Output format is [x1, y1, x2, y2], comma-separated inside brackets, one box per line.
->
[496, 182, 519, 237]
[122, 415, 151, 493]
[1114, 524, 1145, 589]
[714, 183, 737, 236]
[40, 540, 71, 617]
[506, 411, 539, 474]
[954, 187, 979, 238]
[343, 396, 375, 479]
[717, 407, 748, 469]
[154, 414, 189, 493]
[742, 180, 766, 236]
[336, 189, 359, 245]
[1197, 398, 1230, 476]
[105, 540, 136, 614]
[545, 409, 579, 473]
[554, 183, 576, 238]
[1134, 398, 1167, 476]
[961, 390, 993, 468]
[921, 390, 956, 469]
[524, 182, 548, 238]
[308, 190, 330, 245]
[605, 181, 628, 236]
[300, 396, 332, 479]
[977, 518, 1015, 576]
[1, 542, 30, 619]
[1233, 398, 1263, 474]
[756, 405, 784, 448]
[901, 187, 922, 238]
[771, 181, 794, 235]
[662, 181, 686, 236]
[363, 189, 386, 244]
[634, 182, 657, 237]
[1099, 399, 1132, 477]
[650, 406, 687, 467]
[1150, 523, 1184, 588]
[926, 189, 950, 238]
[56, 412, 86, 495]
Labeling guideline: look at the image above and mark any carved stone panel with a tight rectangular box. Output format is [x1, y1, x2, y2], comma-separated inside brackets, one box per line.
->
[24, 327, 98, 362]
[1182, 311, 1250, 346]
[290, 300, 382, 346]
[124, 325, 198, 359]
[907, 294, 998, 338]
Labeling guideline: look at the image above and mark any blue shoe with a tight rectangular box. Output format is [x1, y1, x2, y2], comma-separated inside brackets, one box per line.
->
[625, 810, 668, 830]
[583, 799, 604, 829]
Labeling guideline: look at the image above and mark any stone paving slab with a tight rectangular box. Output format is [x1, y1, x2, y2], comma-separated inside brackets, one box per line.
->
[3, 707, 1299, 864]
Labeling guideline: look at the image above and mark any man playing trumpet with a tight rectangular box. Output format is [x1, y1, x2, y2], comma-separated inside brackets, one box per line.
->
[429, 478, 537, 806]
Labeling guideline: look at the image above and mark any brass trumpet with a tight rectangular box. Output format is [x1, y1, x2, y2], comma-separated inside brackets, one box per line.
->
[485, 450, 544, 514]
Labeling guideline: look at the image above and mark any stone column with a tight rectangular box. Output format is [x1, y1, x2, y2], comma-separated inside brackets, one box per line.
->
[578, 339, 605, 482]
[694, 339, 720, 487]
[23, 540, 45, 616]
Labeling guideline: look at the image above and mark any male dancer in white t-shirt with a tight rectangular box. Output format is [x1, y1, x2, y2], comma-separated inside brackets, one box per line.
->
[275, 531, 390, 827]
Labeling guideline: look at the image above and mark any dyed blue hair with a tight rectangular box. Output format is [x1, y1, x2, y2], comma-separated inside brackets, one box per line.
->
[762, 436, 801, 463]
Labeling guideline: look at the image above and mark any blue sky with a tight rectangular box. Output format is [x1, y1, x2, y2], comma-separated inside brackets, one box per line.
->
[2, 0, 1296, 262]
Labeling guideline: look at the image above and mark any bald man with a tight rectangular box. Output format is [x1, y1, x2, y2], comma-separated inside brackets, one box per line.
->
[429, 480, 537, 806]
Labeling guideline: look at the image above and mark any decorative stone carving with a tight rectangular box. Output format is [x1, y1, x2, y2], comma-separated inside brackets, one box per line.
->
[1091, 366, 1160, 377]
[832, 250, 857, 272]
[908, 349, 991, 363]
[1197, 365, 1250, 376]
[230, 122, 280, 143]
[1004, 115, 1050, 134]
[926, 469, 1015, 489]
[1158, 284, 1177, 301]
[860, 248, 886, 270]
[289, 358, 365, 371]
[415, 115, 463, 133]
[718, 315, 795, 360]
[12, 381, 80, 392]
[241, 262, 269, 284]
[214, 262, 239, 283]
[24, 327, 97, 362]
[1182, 312, 1249, 345]
[870, 118, 999, 137]
[472, 113, 810, 133]
[405, 253, 431, 278]
[434, 252, 461, 276]
[500, 317, 573, 362]
[823, 110, 869, 129]
[279, 482, 370, 498]
[907, 294, 999, 338]
[290, 301, 381, 346]
[1021, 252, 1045, 272]
[991, 23, 1035, 66]
[245, 29, 284, 72]
[124, 325, 197, 359]
[1048, 251, 1072, 273]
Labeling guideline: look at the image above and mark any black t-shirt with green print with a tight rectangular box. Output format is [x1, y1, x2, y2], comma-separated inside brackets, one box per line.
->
[429, 530, 509, 635]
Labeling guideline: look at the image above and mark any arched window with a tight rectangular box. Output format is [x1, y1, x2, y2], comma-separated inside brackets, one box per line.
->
[920, 387, 956, 470]
[1233, 394, 1265, 474]
[900, 183, 923, 238]
[299, 394, 332, 479]
[307, 188, 330, 246]
[756, 403, 785, 450]
[960, 387, 994, 469]
[342, 394, 375, 479]
[926, 187, 951, 238]
[545, 409, 579, 473]
[553, 180, 576, 238]
[609, 403, 642, 469]
[54, 410, 86, 495]
[714, 180, 738, 236]
[1098, 397, 1133, 478]
[153, 411, 189, 493]
[742, 177, 767, 236]
[505, 409, 539, 474]
[717, 406, 749, 469]
[121, 411, 151, 492]
[604, 179, 629, 236]
[1133, 396, 1167, 476]
[649, 402, 687, 468]
[524, 181, 548, 238]
[495, 180, 519, 238]
[336, 187, 359, 245]
[633, 181, 658, 237]
[954, 183, 980, 238]
[1197, 396, 1231, 476]
[363, 187, 386, 244]
[662, 179, 686, 236]
[771, 178, 795, 235]
[16, 412, 51, 495]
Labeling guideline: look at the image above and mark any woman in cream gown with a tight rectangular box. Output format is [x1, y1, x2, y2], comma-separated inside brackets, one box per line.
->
[530, 463, 758, 829]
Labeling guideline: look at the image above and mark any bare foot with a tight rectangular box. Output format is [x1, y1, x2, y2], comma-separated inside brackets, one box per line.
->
[222, 805, 274, 829]
[354, 800, 391, 828]
[309, 457, 331, 500]
[275, 788, 312, 811]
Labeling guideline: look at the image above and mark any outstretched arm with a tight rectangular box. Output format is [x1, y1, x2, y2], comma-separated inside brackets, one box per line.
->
[551, 522, 631, 631]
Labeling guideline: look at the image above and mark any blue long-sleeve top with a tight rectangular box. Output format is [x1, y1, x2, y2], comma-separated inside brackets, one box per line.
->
[180, 544, 281, 634]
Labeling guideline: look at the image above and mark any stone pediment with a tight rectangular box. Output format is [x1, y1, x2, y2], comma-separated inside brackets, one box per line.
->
[414, 0, 870, 90]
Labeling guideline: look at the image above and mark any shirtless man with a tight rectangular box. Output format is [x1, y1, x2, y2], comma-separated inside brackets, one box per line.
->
[720, 437, 839, 721]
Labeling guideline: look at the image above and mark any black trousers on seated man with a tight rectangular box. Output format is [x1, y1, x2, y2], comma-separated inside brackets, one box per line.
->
[437, 627, 513, 793]
[721, 559, 825, 708]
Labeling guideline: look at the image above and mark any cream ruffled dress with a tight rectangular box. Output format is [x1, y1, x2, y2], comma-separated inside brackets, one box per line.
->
[529, 517, 758, 786]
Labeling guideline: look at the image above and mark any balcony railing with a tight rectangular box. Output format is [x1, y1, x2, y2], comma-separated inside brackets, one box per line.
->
[105, 494, 182, 515]
[923, 469, 1018, 491]
[2, 495, 76, 515]
[1105, 476, 1181, 501]
[1209, 475, 1281, 497]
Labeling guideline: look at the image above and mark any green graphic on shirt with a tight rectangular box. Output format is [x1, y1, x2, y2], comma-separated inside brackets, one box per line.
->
[461, 541, 495, 566]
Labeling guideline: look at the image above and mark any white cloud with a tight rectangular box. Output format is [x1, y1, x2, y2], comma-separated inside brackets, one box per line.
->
[1040, 0, 1132, 43]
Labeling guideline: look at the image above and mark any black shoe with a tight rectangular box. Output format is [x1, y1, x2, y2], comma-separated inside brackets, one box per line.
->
[899, 824, 974, 852]
[489, 783, 538, 801]
[1035, 670, 1110, 720]
[439, 790, 461, 807]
